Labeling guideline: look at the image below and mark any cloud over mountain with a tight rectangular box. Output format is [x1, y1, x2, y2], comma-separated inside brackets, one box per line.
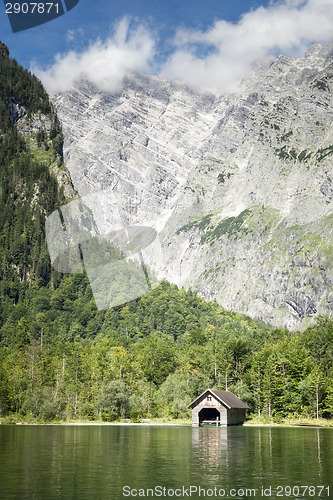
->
[163, 0, 333, 92]
[35, 17, 155, 93]
[36, 0, 333, 93]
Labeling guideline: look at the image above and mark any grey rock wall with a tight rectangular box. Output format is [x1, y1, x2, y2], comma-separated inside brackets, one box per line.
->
[51, 43, 333, 330]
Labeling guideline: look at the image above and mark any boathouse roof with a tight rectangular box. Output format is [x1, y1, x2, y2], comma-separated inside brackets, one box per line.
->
[187, 388, 249, 410]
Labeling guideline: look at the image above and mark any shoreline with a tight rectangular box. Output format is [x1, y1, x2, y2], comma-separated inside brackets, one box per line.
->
[2, 419, 332, 428]
[13, 421, 191, 426]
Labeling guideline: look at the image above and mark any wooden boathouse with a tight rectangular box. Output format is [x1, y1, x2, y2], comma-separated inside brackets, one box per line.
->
[187, 389, 249, 426]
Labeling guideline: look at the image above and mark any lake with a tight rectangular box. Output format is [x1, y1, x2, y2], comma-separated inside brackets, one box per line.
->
[0, 425, 332, 499]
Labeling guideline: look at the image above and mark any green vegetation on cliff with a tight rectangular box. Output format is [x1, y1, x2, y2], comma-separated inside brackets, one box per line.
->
[0, 41, 67, 304]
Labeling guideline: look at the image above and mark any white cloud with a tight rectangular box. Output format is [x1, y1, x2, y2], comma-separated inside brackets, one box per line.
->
[162, 0, 333, 92]
[34, 18, 155, 93]
[66, 28, 85, 44]
[35, 0, 333, 95]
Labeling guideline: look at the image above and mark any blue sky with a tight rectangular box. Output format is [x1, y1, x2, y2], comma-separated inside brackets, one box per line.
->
[0, 0, 271, 68]
[0, 0, 332, 93]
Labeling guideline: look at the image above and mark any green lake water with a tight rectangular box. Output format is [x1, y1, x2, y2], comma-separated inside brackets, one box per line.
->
[0, 425, 332, 500]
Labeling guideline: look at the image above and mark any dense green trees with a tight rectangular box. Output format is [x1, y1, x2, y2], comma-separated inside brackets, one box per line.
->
[0, 274, 332, 422]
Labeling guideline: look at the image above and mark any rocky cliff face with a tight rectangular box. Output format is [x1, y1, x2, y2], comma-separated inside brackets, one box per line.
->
[51, 43, 333, 330]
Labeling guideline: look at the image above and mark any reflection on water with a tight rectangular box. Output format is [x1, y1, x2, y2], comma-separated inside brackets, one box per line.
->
[317, 428, 322, 467]
[190, 426, 332, 495]
[0, 425, 332, 500]
[191, 427, 229, 481]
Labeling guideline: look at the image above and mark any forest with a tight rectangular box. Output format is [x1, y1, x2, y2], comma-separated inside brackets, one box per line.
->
[0, 41, 332, 424]
[1, 276, 333, 423]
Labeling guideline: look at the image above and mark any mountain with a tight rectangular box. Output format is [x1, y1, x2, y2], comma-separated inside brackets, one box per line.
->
[1, 41, 333, 423]
[51, 43, 333, 330]
[0, 41, 75, 306]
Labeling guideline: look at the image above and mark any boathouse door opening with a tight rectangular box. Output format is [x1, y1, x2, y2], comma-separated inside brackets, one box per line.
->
[199, 407, 220, 426]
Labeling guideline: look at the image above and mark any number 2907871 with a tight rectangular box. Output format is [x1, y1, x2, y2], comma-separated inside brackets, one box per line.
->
[5, 3, 60, 14]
